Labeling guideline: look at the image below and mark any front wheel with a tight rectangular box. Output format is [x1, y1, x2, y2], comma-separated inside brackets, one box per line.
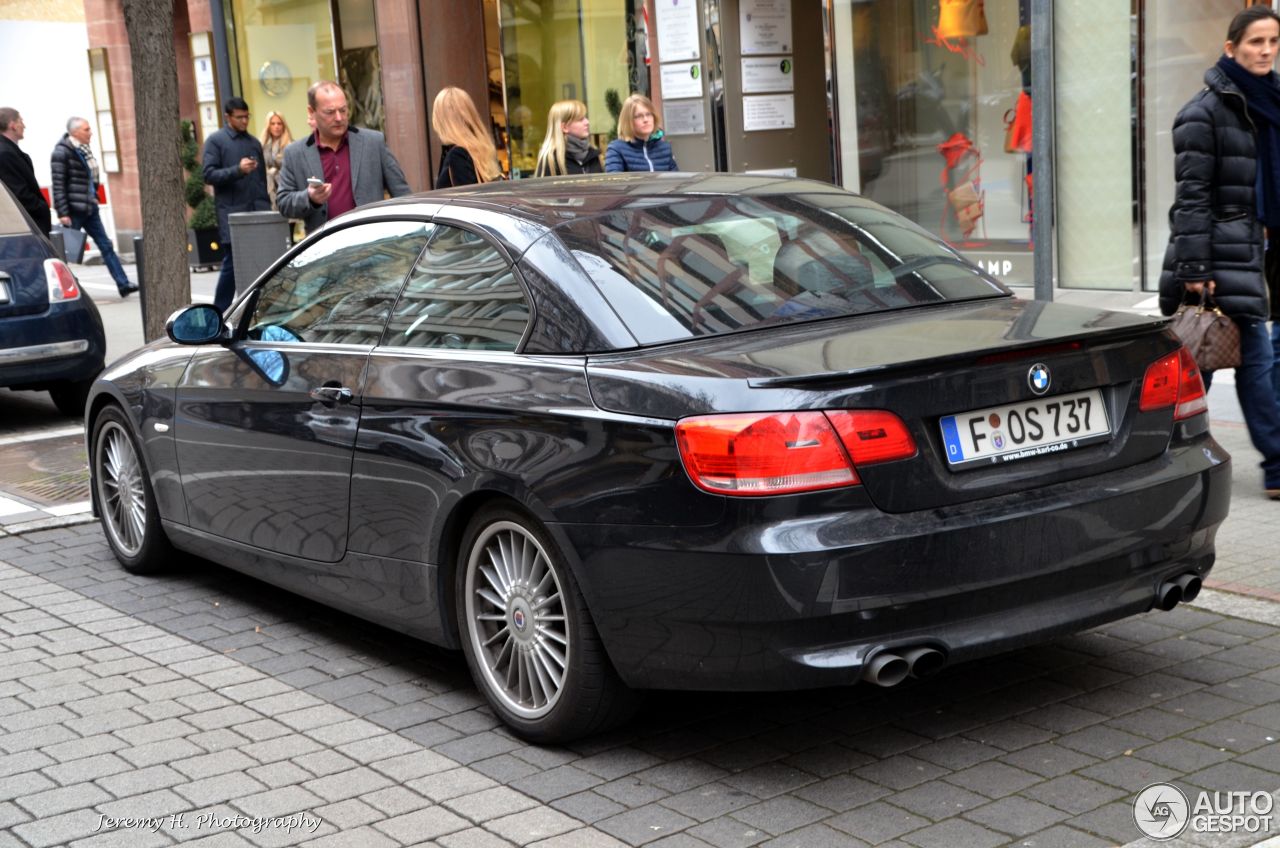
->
[456, 506, 635, 743]
[91, 406, 172, 574]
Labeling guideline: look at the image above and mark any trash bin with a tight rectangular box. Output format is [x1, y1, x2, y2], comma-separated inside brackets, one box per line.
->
[228, 211, 290, 295]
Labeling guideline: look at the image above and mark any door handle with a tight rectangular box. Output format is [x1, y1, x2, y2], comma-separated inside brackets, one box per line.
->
[309, 385, 353, 405]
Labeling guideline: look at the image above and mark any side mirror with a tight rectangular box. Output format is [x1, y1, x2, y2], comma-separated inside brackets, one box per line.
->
[166, 304, 227, 345]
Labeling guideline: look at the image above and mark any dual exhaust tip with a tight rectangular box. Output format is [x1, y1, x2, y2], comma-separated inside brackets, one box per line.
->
[1157, 572, 1202, 612]
[862, 645, 945, 688]
[862, 572, 1202, 688]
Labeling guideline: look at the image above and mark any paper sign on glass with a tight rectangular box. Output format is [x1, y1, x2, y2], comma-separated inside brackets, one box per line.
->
[743, 94, 795, 131]
[661, 62, 703, 99]
[655, 0, 701, 62]
[742, 56, 794, 93]
[740, 0, 793, 55]
[665, 100, 706, 136]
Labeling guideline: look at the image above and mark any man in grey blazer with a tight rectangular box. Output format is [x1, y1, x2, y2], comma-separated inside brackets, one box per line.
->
[276, 81, 411, 233]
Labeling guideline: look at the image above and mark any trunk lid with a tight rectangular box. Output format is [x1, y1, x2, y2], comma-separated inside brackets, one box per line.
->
[586, 297, 1182, 511]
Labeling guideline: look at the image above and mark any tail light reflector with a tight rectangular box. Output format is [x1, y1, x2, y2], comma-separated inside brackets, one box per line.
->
[675, 409, 915, 496]
[44, 259, 80, 301]
[1140, 347, 1208, 420]
[827, 409, 918, 465]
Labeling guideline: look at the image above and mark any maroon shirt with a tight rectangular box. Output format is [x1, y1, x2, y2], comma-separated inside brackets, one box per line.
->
[317, 132, 355, 219]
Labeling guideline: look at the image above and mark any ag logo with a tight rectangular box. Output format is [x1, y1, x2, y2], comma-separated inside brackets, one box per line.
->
[1134, 783, 1189, 840]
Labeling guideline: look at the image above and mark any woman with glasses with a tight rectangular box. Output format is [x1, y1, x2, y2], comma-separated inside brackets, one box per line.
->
[605, 94, 678, 173]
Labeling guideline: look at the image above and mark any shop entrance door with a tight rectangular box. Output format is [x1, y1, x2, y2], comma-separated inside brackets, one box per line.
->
[656, 0, 831, 181]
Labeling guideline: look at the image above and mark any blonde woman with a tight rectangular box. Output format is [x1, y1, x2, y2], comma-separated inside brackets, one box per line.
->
[432, 86, 501, 187]
[605, 93, 678, 172]
[258, 111, 292, 208]
[534, 100, 602, 177]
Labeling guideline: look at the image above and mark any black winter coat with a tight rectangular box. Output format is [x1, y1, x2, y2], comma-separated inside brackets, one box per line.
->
[1159, 66, 1273, 321]
[50, 136, 97, 220]
[0, 135, 51, 237]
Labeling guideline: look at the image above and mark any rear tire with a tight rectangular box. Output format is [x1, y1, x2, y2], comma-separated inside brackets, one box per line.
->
[49, 379, 94, 417]
[456, 505, 635, 743]
[91, 405, 172, 574]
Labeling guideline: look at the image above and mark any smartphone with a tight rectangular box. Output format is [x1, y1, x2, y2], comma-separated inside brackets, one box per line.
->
[306, 177, 324, 187]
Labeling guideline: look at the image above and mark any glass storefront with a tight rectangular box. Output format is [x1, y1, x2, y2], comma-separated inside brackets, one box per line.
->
[1141, 1, 1244, 292]
[833, 0, 1036, 286]
[224, 0, 383, 145]
[494, 0, 646, 177]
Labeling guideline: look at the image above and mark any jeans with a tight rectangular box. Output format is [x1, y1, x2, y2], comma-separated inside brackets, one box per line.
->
[214, 247, 235, 312]
[71, 207, 130, 292]
[1272, 321, 1280, 402]
[1204, 318, 1280, 490]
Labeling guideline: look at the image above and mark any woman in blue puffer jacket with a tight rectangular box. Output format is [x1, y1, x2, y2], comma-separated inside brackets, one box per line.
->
[605, 94, 679, 172]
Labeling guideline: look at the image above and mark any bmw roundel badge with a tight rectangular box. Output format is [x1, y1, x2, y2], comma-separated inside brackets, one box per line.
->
[1028, 363, 1051, 395]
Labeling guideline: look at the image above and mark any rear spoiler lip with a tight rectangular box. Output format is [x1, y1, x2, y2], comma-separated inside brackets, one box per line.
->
[746, 319, 1173, 390]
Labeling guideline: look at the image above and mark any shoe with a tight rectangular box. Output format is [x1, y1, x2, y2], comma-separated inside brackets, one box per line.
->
[117, 284, 139, 297]
[1268, 489, 1280, 501]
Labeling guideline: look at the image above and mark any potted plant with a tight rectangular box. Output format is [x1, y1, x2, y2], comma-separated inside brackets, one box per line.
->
[181, 120, 224, 269]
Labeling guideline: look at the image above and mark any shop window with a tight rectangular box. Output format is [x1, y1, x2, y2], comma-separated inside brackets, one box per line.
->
[834, 0, 1035, 286]
[494, 0, 645, 177]
[227, 0, 384, 149]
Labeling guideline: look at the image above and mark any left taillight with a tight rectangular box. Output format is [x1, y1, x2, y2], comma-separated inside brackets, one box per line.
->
[44, 258, 81, 301]
[675, 409, 916, 496]
[1140, 347, 1208, 421]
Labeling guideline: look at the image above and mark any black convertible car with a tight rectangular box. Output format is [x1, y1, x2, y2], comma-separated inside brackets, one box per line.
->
[87, 175, 1230, 742]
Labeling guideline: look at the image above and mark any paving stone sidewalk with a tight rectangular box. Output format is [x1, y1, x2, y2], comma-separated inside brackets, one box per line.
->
[3, 514, 1280, 847]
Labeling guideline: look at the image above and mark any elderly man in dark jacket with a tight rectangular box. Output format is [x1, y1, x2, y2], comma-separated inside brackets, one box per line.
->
[203, 97, 272, 312]
[51, 117, 135, 296]
[0, 108, 51, 238]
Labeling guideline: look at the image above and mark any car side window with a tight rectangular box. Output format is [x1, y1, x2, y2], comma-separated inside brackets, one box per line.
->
[247, 220, 433, 345]
[382, 224, 530, 351]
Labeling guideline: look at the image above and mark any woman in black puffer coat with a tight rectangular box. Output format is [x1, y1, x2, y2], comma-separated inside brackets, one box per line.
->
[1160, 5, 1280, 499]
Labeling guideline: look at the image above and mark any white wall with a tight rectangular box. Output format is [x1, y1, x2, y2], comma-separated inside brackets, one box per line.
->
[0, 18, 119, 243]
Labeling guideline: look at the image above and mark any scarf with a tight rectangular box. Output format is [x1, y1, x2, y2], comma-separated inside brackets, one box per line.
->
[77, 142, 100, 186]
[1217, 54, 1280, 226]
[565, 134, 591, 165]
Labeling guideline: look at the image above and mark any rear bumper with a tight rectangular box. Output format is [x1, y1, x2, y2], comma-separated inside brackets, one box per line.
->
[556, 434, 1231, 690]
[0, 299, 105, 388]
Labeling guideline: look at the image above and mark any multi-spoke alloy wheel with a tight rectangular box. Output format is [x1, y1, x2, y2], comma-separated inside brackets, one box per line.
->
[457, 506, 635, 742]
[96, 420, 146, 557]
[464, 520, 569, 718]
[92, 406, 170, 573]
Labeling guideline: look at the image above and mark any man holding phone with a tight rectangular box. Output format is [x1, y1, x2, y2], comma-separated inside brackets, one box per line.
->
[202, 97, 272, 311]
[276, 81, 411, 235]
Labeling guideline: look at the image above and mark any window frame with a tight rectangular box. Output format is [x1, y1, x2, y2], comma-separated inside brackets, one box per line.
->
[376, 219, 538, 355]
[232, 215, 436, 346]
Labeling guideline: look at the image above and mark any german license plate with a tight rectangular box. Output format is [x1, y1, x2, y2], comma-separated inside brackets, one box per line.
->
[939, 389, 1110, 467]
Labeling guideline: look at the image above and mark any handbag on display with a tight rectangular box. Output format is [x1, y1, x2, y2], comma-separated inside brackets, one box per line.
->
[948, 180, 985, 233]
[937, 133, 985, 241]
[1169, 294, 1241, 372]
[1004, 91, 1033, 154]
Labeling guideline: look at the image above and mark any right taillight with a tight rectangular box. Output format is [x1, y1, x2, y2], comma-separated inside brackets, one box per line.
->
[1140, 347, 1208, 420]
[675, 409, 915, 496]
[44, 258, 80, 301]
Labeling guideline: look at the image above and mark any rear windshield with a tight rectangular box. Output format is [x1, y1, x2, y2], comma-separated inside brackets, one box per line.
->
[557, 193, 1008, 344]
